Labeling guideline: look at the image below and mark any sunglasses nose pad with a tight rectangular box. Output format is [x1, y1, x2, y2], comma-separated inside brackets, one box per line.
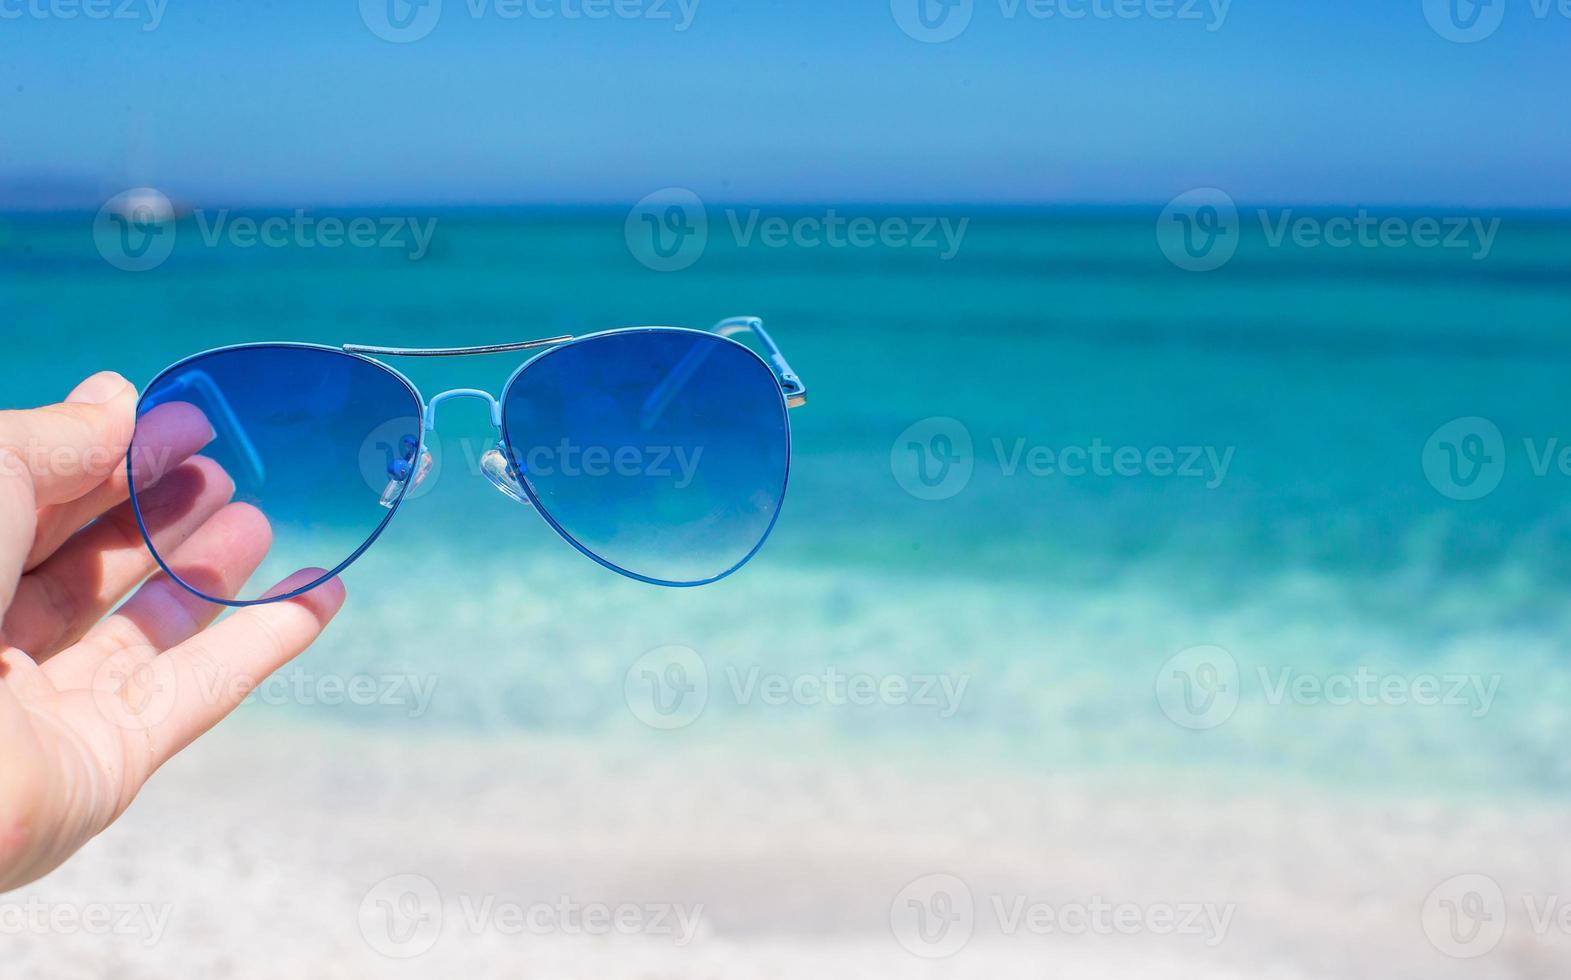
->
[480, 445, 532, 507]
[379, 436, 433, 508]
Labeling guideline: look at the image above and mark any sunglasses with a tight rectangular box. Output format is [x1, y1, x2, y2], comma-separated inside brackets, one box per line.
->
[126, 316, 805, 606]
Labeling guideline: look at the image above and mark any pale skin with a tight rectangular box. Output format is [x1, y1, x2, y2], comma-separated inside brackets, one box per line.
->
[0, 371, 345, 893]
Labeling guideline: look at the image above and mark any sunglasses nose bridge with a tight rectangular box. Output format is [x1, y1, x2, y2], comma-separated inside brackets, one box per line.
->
[420, 388, 532, 508]
[379, 387, 506, 508]
[423, 388, 502, 432]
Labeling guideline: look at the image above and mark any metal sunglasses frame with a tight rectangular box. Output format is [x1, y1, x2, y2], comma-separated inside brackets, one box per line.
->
[128, 316, 805, 606]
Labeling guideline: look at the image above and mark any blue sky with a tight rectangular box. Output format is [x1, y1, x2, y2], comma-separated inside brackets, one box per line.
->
[1, 0, 1565, 208]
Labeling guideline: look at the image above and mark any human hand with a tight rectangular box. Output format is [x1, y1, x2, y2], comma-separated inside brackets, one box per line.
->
[0, 372, 345, 893]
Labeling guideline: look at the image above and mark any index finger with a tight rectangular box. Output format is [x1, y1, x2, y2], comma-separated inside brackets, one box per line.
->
[0, 372, 138, 509]
[0, 373, 139, 615]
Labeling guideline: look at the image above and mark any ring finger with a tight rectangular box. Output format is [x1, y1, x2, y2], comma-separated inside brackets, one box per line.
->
[44, 501, 273, 690]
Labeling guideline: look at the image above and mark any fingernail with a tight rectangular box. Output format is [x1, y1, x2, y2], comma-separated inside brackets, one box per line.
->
[66, 372, 131, 405]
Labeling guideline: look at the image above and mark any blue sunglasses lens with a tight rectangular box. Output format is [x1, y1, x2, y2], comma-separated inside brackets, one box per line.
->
[500, 330, 790, 585]
[129, 346, 424, 604]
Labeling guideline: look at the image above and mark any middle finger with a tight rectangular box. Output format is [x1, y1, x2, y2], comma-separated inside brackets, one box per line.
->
[1, 456, 235, 659]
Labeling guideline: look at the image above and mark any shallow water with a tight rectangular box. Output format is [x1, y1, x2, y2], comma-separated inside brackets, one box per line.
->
[5, 208, 1571, 801]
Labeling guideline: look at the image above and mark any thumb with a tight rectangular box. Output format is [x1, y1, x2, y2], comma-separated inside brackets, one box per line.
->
[0, 372, 138, 508]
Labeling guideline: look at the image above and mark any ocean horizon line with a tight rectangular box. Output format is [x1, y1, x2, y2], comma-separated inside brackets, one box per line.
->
[5, 200, 1571, 221]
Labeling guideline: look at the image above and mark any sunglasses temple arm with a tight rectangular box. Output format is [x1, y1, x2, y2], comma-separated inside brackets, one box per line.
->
[143, 369, 267, 482]
[638, 316, 809, 431]
[712, 316, 807, 408]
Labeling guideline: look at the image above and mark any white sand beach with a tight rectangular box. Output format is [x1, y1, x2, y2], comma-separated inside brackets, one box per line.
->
[7, 719, 1567, 979]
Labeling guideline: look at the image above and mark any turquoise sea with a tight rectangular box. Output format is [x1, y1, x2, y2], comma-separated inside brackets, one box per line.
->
[4, 206, 1571, 799]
